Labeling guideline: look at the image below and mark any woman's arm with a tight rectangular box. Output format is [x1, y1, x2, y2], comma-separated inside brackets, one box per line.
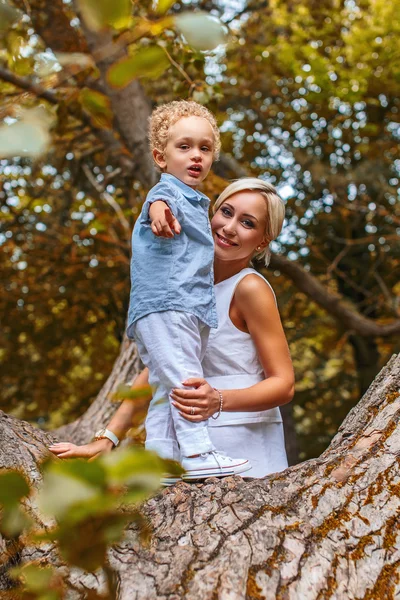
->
[171, 276, 294, 420]
[49, 368, 150, 458]
[223, 274, 294, 410]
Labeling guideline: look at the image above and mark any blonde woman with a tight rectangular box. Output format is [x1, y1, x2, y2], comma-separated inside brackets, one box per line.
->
[50, 179, 294, 478]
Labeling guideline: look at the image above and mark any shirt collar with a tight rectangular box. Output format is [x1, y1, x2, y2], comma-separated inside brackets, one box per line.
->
[160, 173, 209, 203]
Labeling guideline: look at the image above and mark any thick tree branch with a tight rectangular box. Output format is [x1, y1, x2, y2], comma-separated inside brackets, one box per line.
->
[0, 66, 58, 104]
[1, 354, 399, 599]
[269, 255, 400, 337]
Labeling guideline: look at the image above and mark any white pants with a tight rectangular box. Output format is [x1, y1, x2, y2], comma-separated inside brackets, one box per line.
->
[132, 311, 215, 458]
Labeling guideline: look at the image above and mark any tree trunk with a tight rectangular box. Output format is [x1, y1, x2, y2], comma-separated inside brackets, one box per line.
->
[1, 354, 399, 599]
[55, 335, 142, 444]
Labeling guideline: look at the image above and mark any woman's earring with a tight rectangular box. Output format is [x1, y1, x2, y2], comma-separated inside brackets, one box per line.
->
[256, 246, 262, 251]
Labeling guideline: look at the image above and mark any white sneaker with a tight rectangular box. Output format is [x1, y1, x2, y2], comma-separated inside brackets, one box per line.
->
[181, 451, 251, 481]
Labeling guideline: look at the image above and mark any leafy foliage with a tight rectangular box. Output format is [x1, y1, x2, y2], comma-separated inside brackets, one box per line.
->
[0, 445, 179, 597]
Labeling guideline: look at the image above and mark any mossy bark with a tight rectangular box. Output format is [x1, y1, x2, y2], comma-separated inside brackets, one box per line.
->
[1, 354, 399, 599]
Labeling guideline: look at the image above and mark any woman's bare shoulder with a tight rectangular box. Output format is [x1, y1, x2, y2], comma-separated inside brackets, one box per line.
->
[235, 273, 276, 305]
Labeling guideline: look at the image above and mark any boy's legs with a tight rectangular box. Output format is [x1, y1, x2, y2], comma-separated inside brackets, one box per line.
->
[133, 310, 215, 458]
[144, 384, 179, 461]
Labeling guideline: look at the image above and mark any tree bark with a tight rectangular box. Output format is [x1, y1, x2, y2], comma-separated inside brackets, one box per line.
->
[1, 354, 399, 599]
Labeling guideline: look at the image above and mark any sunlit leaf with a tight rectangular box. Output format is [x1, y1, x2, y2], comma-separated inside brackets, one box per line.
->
[0, 471, 30, 507]
[100, 447, 164, 486]
[79, 88, 113, 128]
[106, 46, 170, 89]
[0, 0, 22, 32]
[37, 461, 104, 519]
[154, 0, 176, 15]
[55, 52, 95, 69]
[175, 12, 227, 51]
[76, 0, 132, 32]
[0, 107, 52, 159]
[10, 564, 58, 595]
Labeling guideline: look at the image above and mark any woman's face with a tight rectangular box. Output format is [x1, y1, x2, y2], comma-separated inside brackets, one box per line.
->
[211, 190, 268, 264]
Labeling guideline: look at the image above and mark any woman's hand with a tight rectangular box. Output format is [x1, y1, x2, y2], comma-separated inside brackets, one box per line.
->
[170, 378, 220, 422]
[48, 438, 114, 460]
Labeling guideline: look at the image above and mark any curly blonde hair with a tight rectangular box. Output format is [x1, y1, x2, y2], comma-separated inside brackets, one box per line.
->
[212, 178, 285, 267]
[149, 100, 221, 161]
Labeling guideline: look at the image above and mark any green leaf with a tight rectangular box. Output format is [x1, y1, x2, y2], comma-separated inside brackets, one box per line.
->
[10, 564, 55, 593]
[0, 107, 52, 159]
[79, 88, 113, 128]
[175, 12, 226, 51]
[44, 457, 107, 488]
[154, 0, 176, 15]
[38, 461, 104, 519]
[0, 506, 32, 538]
[0, 0, 22, 32]
[55, 52, 95, 70]
[106, 46, 170, 89]
[76, 0, 132, 32]
[0, 471, 30, 507]
[113, 383, 153, 401]
[100, 447, 164, 486]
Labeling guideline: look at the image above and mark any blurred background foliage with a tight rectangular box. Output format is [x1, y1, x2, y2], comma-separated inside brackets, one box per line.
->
[1, 0, 399, 462]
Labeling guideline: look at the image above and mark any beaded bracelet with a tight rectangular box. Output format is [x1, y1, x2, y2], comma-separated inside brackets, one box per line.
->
[211, 388, 223, 420]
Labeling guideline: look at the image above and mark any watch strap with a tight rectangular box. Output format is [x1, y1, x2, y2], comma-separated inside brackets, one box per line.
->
[94, 428, 119, 447]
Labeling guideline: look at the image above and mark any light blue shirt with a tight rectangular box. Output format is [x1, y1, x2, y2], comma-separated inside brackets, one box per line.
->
[127, 173, 217, 337]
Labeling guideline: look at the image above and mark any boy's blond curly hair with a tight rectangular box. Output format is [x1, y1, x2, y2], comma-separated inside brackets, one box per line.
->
[149, 100, 221, 161]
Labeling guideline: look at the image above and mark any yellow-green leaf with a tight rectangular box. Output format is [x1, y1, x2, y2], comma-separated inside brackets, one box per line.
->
[175, 12, 226, 51]
[79, 87, 113, 128]
[107, 46, 169, 89]
[76, 0, 132, 32]
[10, 564, 56, 594]
[113, 383, 152, 401]
[0, 506, 32, 538]
[0, 471, 30, 507]
[0, 107, 52, 159]
[37, 470, 100, 519]
[55, 52, 95, 69]
[154, 0, 176, 15]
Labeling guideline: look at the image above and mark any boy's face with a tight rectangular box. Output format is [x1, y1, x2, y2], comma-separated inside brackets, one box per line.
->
[153, 116, 215, 188]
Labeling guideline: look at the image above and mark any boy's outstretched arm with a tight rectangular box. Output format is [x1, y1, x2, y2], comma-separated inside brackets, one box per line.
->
[149, 201, 181, 237]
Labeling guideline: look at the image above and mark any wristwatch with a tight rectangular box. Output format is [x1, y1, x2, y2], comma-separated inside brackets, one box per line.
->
[94, 428, 120, 447]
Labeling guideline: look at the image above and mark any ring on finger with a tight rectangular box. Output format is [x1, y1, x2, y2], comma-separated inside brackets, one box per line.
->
[190, 406, 195, 416]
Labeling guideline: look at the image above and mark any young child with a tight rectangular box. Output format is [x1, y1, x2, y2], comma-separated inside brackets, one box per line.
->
[126, 100, 251, 480]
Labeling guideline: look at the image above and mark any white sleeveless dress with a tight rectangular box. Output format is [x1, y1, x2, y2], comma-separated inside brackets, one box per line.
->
[203, 268, 288, 478]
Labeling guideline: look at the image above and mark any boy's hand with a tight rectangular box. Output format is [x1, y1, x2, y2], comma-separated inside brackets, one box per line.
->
[149, 201, 181, 237]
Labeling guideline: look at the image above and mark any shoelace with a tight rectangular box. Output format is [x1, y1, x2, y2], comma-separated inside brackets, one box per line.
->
[199, 451, 232, 469]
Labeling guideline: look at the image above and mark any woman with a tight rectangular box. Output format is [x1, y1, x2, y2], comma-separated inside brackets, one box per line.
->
[50, 178, 294, 478]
